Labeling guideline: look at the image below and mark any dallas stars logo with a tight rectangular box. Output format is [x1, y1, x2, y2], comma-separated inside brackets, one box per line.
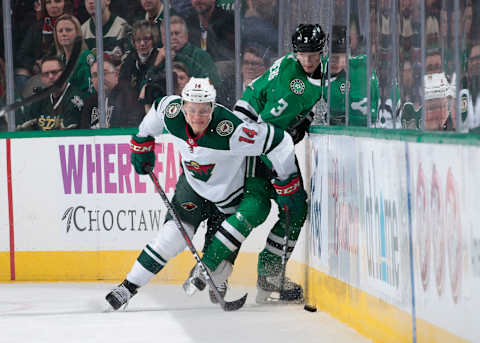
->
[184, 160, 215, 182]
[71, 96, 84, 110]
[290, 79, 305, 95]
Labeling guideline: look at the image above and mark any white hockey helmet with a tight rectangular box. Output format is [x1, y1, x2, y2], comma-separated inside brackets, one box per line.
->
[181, 77, 216, 105]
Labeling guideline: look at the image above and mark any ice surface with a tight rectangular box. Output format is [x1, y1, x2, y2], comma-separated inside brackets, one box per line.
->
[0, 282, 372, 343]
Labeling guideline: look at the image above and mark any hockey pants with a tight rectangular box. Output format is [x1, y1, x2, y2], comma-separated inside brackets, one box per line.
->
[126, 173, 228, 287]
[201, 158, 308, 277]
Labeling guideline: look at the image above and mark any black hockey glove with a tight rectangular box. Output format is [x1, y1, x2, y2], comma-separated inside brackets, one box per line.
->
[287, 112, 314, 144]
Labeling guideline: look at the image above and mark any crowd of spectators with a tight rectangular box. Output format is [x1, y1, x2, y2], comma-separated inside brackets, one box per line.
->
[2, 0, 480, 132]
[0, 0, 279, 131]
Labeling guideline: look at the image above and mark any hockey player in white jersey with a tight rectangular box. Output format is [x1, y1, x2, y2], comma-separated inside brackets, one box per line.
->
[105, 77, 303, 310]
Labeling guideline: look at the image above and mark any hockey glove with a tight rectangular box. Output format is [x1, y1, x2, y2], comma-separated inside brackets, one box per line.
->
[130, 135, 155, 175]
[287, 112, 314, 144]
[272, 173, 307, 212]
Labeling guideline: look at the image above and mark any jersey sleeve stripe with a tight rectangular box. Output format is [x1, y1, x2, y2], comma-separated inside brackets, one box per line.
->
[262, 123, 271, 154]
[234, 100, 259, 122]
[264, 125, 284, 155]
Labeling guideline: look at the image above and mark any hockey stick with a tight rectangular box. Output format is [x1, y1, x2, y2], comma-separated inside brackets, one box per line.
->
[0, 37, 83, 118]
[145, 165, 248, 311]
[279, 205, 291, 296]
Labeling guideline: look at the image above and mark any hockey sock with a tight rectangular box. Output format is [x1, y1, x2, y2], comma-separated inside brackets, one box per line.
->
[126, 244, 168, 287]
[202, 214, 252, 271]
[257, 221, 300, 276]
[258, 249, 282, 276]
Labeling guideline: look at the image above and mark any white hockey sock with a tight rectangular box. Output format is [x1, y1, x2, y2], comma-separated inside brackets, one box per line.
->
[126, 260, 155, 287]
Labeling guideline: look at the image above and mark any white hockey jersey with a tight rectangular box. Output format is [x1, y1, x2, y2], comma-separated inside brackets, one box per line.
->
[138, 95, 297, 213]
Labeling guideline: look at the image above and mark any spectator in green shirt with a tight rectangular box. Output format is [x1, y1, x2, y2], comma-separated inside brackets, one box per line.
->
[147, 15, 221, 88]
[17, 55, 86, 131]
[54, 14, 96, 94]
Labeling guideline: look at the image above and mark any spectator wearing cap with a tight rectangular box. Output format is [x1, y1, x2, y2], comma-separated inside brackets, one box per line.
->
[17, 55, 86, 131]
[80, 57, 144, 128]
[184, 0, 235, 61]
[119, 20, 161, 96]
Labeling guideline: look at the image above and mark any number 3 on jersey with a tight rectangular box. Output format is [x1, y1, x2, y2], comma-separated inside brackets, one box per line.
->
[270, 98, 288, 117]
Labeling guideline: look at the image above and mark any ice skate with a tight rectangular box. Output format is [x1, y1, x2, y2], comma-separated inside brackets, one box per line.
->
[209, 280, 228, 304]
[256, 274, 304, 304]
[105, 280, 138, 311]
[182, 263, 207, 296]
[183, 260, 233, 297]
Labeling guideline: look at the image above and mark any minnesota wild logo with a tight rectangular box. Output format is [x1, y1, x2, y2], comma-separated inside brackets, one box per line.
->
[216, 120, 234, 136]
[166, 103, 181, 118]
[184, 160, 215, 182]
[181, 202, 198, 211]
[290, 78, 305, 95]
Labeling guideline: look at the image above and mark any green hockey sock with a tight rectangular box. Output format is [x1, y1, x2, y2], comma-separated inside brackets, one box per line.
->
[257, 249, 282, 277]
[202, 214, 252, 271]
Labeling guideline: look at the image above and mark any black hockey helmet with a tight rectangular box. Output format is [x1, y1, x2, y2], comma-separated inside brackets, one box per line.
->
[331, 25, 347, 53]
[292, 24, 327, 53]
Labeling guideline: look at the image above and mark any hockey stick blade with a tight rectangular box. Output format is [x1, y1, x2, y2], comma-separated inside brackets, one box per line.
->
[0, 37, 82, 118]
[144, 165, 248, 311]
[223, 292, 248, 311]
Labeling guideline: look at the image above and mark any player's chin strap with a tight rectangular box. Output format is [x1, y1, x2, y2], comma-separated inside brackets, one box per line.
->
[0, 37, 83, 118]
[144, 164, 248, 312]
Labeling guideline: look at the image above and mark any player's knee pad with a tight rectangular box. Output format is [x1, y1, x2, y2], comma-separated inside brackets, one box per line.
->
[237, 192, 272, 229]
[149, 220, 194, 261]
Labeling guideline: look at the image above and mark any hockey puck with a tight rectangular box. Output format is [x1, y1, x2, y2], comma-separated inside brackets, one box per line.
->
[304, 304, 317, 312]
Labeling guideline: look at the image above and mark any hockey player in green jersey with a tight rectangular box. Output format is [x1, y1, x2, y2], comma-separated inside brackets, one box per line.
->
[197, 24, 326, 303]
[326, 25, 379, 126]
[105, 77, 303, 310]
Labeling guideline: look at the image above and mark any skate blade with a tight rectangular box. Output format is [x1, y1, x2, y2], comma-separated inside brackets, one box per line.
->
[255, 288, 304, 305]
[103, 299, 130, 312]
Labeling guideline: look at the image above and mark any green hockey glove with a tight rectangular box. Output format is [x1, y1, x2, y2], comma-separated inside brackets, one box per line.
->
[130, 135, 155, 175]
[272, 173, 307, 212]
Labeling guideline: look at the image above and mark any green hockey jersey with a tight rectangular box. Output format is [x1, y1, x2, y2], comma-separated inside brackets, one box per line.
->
[235, 52, 324, 131]
[326, 54, 379, 126]
[60, 49, 96, 95]
[18, 83, 85, 131]
[137, 95, 297, 212]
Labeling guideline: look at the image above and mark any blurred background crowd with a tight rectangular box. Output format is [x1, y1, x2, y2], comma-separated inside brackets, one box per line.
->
[0, 0, 479, 133]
